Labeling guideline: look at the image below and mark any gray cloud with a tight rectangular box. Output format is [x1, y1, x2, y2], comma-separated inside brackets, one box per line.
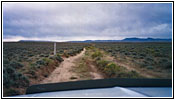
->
[3, 3, 172, 41]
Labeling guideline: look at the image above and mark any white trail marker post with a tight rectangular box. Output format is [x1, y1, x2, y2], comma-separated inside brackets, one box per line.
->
[54, 42, 56, 55]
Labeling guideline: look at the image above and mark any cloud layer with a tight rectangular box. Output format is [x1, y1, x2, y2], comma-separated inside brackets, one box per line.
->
[3, 3, 172, 41]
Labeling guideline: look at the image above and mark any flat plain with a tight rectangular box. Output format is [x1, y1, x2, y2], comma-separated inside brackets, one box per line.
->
[3, 42, 172, 96]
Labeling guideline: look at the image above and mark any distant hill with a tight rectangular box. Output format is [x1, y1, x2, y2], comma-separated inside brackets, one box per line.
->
[68, 38, 172, 43]
[122, 37, 172, 42]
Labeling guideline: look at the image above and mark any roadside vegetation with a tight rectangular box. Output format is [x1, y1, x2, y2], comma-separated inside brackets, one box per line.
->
[85, 46, 142, 78]
[3, 42, 88, 96]
[95, 42, 172, 78]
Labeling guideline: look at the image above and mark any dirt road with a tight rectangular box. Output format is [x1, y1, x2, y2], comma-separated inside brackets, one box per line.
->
[41, 48, 104, 84]
[41, 48, 86, 84]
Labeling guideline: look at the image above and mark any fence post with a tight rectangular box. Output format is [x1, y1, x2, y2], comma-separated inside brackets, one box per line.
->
[54, 42, 56, 55]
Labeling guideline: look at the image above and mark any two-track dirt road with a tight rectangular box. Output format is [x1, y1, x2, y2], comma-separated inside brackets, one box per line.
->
[41, 48, 104, 84]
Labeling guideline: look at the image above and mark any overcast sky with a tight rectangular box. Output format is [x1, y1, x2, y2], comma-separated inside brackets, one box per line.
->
[3, 3, 172, 42]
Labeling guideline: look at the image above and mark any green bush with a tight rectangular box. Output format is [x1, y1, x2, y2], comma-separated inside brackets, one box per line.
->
[43, 58, 53, 65]
[97, 60, 110, 70]
[63, 52, 69, 58]
[55, 54, 64, 62]
[3, 68, 14, 88]
[92, 51, 103, 59]
[104, 63, 121, 76]
[49, 54, 63, 62]
[3, 66, 29, 88]
[36, 59, 45, 65]
[122, 70, 140, 78]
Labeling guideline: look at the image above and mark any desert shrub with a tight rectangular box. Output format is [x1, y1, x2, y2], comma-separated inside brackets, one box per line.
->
[154, 52, 164, 57]
[44, 54, 49, 57]
[49, 56, 55, 60]
[55, 54, 64, 62]
[104, 63, 121, 77]
[111, 52, 116, 56]
[158, 59, 172, 69]
[159, 58, 168, 63]
[27, 70, 36, 75]
[124, 52, 130, 55]
[68, 52, 73, 56]
[36, 59, 45, 65]
[146, 65, 154, 69]
[26, 58, 33, 62]
[3, 58, 9, 65]
[58, 50, 64, 53]
[86, 46, 95, 50]
[135, 61, 147, 68]
[49, 54, 63, 62]
[3, 68, 14, 88]
[28, 54, 34, 57]
[9, 61, 24, 69]
[40, 54, 45, 57]
[23, 56, 28, 60]
[92, 51, 103, 59]
[117, 70, 140, 78]
[63, 52, 69, 58]
[132, 52, 137, 55]
[18, 75, 30, 87]
[138, 56, 144, 59]
[132, 55, 139, 59]
[66, 48, 83, 56]
[96, 60, 110, 70]
[128, 70, 140, 77]
[3, 66, 29, 88]
[145, 57, 154, 62]
[5, 66, 15, 74]
[43, 58, 53, 65]
[139, 53, 146, 57]
[4, 88, 20, 96]
[164, 61, 172, 69]
[29, 63, 39, 70]
[107, 49, 112, 52]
